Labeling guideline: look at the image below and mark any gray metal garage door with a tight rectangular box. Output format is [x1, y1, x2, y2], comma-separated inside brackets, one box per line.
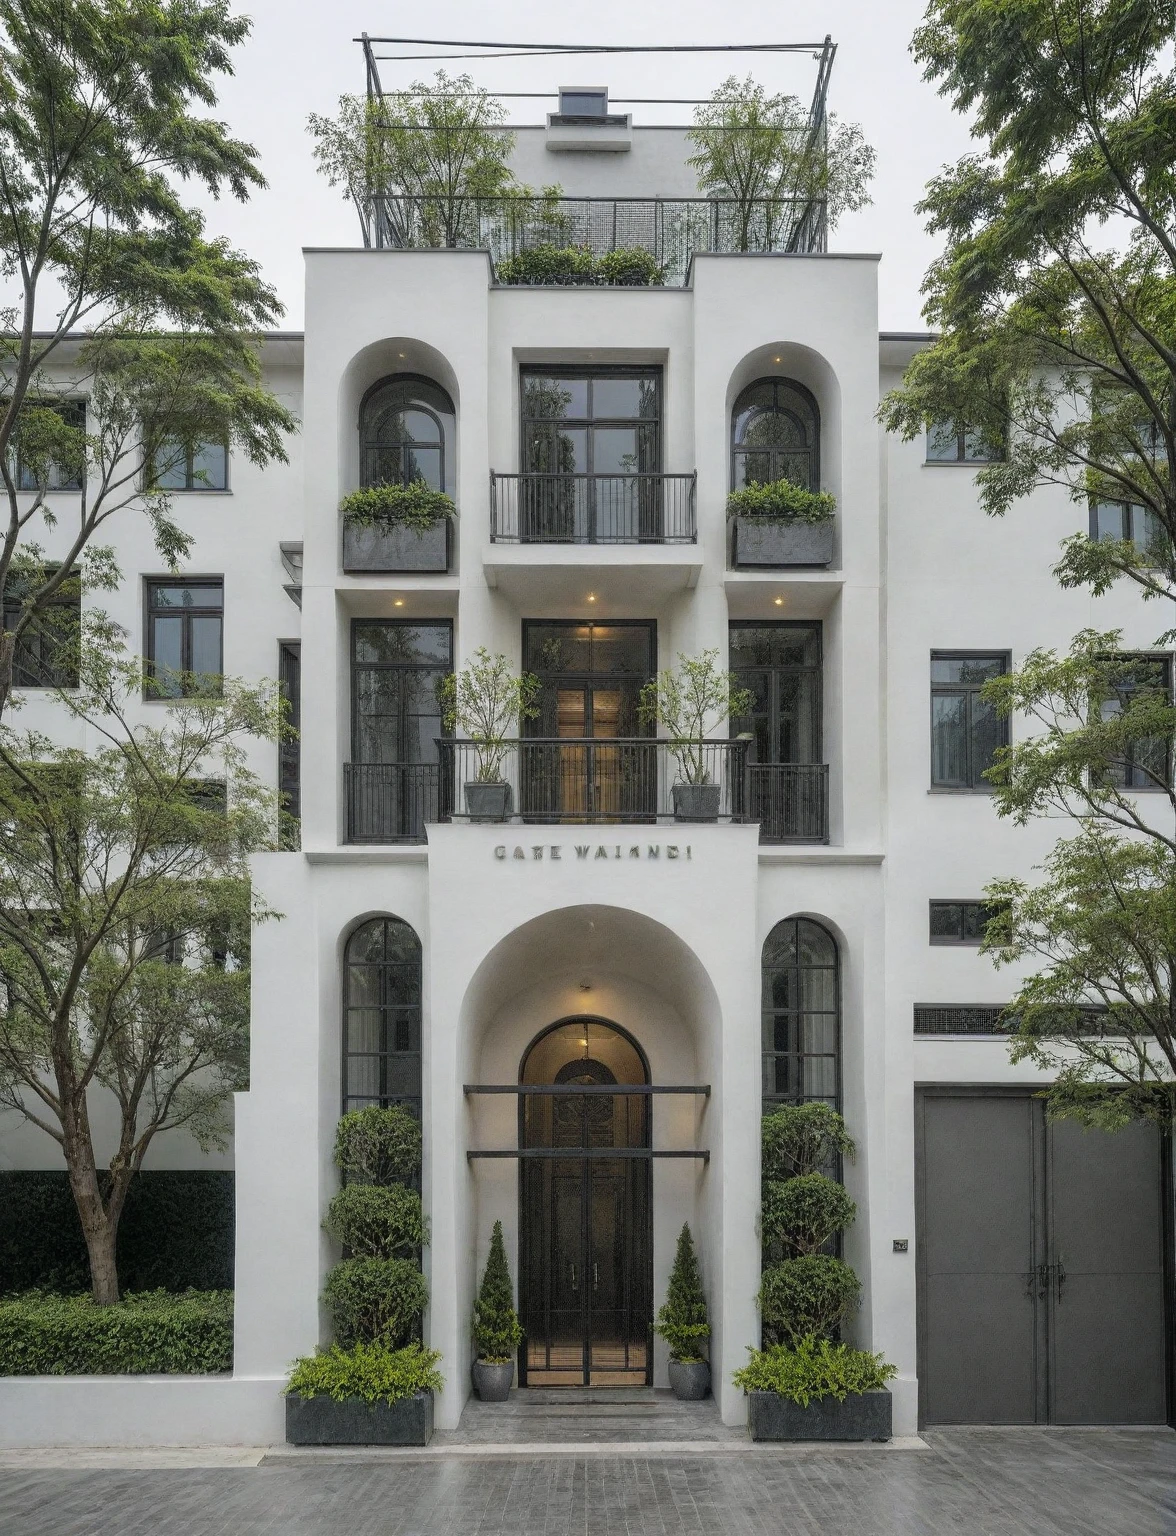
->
[916, 1089, 1167, 1425]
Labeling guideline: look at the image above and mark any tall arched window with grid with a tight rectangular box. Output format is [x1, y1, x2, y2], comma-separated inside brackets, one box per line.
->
[342, 916, 422, 1115]
[761, 917, 840, 1109]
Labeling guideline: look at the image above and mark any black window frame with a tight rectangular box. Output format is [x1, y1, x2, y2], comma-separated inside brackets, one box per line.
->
[144, 578, 224, 699]
[728, 620, 823, 766]
[930, 650, 1011, 791]
[925, 421, 1005, 464]
[2, 566, 81, 689]
[342, 914, 423, 1117]
[762, 916, 840, 1111]
[731, 377, 820, 493]
[521, 617, 657, 739]
[278, 640, 301, 845]
[928, 899, 1005, 945]
[1098, 651, 1173, 792]
[147, 438, 229, 493]
[519, 365, 663, 477]
[359, 373, 455, 494]
[350, 618, 453, 766]
[9, 398, 86, 492]
[1089, 499, 1165, 561]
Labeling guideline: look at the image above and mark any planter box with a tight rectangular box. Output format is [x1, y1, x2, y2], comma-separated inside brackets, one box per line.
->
[732, 517, 834, 569]
[465, 781, 512, 822]
[285, 1390, 434, 1446]
[672, 783, 721, 822]
[747, 1388, 891, 1442]
[343, 520, 450, 573]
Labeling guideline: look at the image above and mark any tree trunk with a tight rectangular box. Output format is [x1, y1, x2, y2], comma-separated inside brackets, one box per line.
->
[61, 1108, 122, 1305]
[82, 1211, 121, 1307]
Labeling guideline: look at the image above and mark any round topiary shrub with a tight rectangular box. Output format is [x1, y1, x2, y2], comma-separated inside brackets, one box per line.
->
[761, 1103, 856, 1182]
[323, 1184, 428, 1260]
[322, 1257, 429, 1349]
[334, 1105, 422, 1186]
[761, 1173, 857, 1258]
[758, 1255, 861, 1349]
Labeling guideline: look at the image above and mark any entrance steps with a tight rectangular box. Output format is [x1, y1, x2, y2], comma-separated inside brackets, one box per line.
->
[440, 1387, 747, 1446]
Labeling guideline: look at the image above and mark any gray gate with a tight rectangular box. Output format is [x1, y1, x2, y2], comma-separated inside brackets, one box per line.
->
[915, 1089, 1167, 1425]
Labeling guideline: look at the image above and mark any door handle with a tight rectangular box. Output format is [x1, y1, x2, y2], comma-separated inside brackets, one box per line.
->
[1055, 1256, 1066, 1303]
[593, 1263, 599, 1291]
[570, 1263, 577, 1292]
[1036, 1262, 1050, 1299]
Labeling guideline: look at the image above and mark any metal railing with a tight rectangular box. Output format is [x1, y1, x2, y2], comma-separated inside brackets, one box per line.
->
[490, 472, 696, 545]
[345, 763, 440, 844]
[749, 763, 830, 844]
[438, 738, 750, 824]
[364, 195, 828, 283]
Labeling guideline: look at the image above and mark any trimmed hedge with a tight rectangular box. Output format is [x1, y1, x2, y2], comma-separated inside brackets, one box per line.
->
[287, 1341, 443, 1405]
[0, 1289, 233, 1375]
[0, 1171, 234, 1295]
[733, 1336, 896, 1406]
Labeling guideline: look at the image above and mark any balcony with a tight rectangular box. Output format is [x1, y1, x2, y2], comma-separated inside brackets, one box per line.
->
[490, 473, 696, 545]
[343, 751, 829, 843]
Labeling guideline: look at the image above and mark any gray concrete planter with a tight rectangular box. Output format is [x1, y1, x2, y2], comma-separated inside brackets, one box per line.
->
[342, 519, 451, 573]
[667, 1360, 710, 1400]
[732, 517, 834, 569]
[285, 1390, 434, 1446]
[746, 1388, 891, 1442]
[464, 781, 512, 821]
[472, 1360, 514, 1401]
[672, 783, 721, 822]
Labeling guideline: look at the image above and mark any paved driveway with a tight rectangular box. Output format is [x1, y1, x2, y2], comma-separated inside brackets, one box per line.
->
[1, 1428, 1173, 1535]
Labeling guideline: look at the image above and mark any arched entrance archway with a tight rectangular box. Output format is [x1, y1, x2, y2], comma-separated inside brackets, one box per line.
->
[518, 1018, 652, 1387]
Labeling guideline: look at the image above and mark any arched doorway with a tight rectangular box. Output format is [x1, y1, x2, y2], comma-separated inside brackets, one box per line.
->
[518, 1018, 652, 1387]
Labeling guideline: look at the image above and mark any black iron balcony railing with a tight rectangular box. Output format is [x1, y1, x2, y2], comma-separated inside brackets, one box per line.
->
[364, 195, 828, 284]
[490, 473, 696, 545]
[749, 763, 829, 844]
[343, 755, 830, 843]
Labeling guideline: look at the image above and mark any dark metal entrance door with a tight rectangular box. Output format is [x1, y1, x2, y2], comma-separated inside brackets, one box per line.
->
[916, 1090, 1168, 1425]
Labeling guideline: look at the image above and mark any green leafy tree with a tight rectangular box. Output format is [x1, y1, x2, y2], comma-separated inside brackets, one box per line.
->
[638, 650, 754, 786]
[879, 0, 1176, 605]
[688, 76, 875, 249]
[472, 1220, 523, 1363]
[979, 636, 1176, 1129]
[0, 0, 296, 719]
[654, 1223, 710, 1364]
[438, 648, 540, 782]
[0, 632, 284, 1304]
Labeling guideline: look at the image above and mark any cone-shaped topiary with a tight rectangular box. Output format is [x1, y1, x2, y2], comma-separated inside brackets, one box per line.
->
[473, 1221, 524, 1364]
[654, 1223, 710, 1363]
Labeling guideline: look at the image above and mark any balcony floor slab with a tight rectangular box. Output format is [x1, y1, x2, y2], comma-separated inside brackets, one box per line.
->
[483, 543, 702, 607]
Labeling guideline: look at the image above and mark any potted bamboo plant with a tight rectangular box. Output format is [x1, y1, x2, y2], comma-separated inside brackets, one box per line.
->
[655, 1223, 711, 1400]
[341, 481, 456, 573]
[471, 1221, 524, 1401]
[727, 479, 836, 569]
[438, 648, 540, 821]
[638, 650, 753, 821]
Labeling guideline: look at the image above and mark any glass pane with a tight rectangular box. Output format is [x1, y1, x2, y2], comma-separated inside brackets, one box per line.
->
[189, 615, 222, 676]
[526, 427, 586, 475]
[931, 693, 968, 785]
[799, 968, 836, 1012]
[346, 1055, 381, 1100]
[401, 445, 442, 491]
[970, 693, 1004, 781]
[926, 421, 960, 461]
[796, 921, 836, 967]
[592, 376, 655, 419]
[1093, 502, 1126, 541]
[733, 451, 772, 489]
[526, 625, 592, 674]
[397, 409, 441, 445]
[364, 446, 403, 487]
[191, 441, 227, 489]
[523, 377, 588, 419]
[1134, 506, 1165, 559]
[801, 1056, 838, 1100]
[963, 427, 1001, 462]
[592, 428, 639, 474]
[762, 921, 797, 972]
[799, 1015, 837, 1054]
[347, 966, 381, 1007]
[150, 584, 222, 610]
[384, 965, 422, 1006]
[732, 384, 775, 443]
[353, 623, 451, 666]
[151, 615, 183, 676]
[930, 904, 963, 941]
[348, 921, 387, 963]
[384, 920, 420, 965]
[153, 440, 188, 488]
[960, 904, 987, 941]
[590, 626, 654, 676]
[384, 1055, 421, 1097]
[930, 655, 1004, 686]
[346, 1009, 382, 1053]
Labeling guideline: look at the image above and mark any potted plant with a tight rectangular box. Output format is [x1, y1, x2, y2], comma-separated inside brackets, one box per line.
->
[438, 647, 540, 821]
[286, 1105, 441, 1445]
[655, 1223, 711, 1399]
[726, 479, 836, 569]
[638, 650, 753, 821]
[736, 1102, 894, 1441]
[341, 482, 456, 573]
[471, 1221, 524, 1401]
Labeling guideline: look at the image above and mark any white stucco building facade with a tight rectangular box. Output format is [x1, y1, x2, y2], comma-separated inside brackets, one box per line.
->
[2, 102, 1171, 1448]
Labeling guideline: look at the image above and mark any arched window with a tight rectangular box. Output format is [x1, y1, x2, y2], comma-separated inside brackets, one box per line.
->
[359, 375, 455, 493]
[732, 378, 819, 492]
[343, 916, 422, 1114]
[761, 917, 839, 1109]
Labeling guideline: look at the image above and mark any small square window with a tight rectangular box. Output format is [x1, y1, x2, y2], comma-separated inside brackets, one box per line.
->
[929, 900, 1003, 944]
[926, 421, 1004, 463]
[149, 439, 228, 492]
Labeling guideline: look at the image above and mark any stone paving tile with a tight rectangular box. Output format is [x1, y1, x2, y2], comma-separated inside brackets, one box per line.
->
[0, 1428, 1173, 1536]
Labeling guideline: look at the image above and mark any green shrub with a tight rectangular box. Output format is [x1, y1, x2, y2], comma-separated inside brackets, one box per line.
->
[761, 1174, 857, 1258]
[594, 246, 667, 285]
[0, 1289, 233, 1375]
[339, 482, 455, 531]
[762, 1103, 856, 1182]
[472, 1221, 524, 1363]
[654, 1223, 710, 1363]
[323, 1185, 427, 1260]
[322, 1257, 428, 1349]
[286, 1340, 443, 1405]
[732, 1335, 896, 1405]
[496, 243, 596, 284]
[726, 479, 836, 525]
[758, 1256, 861, 1348]
[334, 1105, 422, 1186]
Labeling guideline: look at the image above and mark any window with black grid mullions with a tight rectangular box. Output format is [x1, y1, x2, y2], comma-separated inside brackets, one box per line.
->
[930, 653, 1009, 789]
[343, 917, 422, 1116]
[145, 581, 223, 697]
[1099, 654, 1173, 790]
[929, 900, 1005, 945]
[762, 917, 840, 1110]
[2, 569, 81, 688]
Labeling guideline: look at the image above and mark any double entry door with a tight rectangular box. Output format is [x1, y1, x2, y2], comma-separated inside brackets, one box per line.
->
[916, 1090, 1168, 1425]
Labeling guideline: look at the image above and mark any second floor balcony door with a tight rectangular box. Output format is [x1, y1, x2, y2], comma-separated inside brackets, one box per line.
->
[731, 621, 827, 843]
[520, 369, 662, 543]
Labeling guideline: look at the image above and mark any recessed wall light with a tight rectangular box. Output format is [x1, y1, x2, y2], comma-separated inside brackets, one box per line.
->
[774, 596, 784, 607]
[586, 593, 597, 603]
[773, 355, 782, 363]
[393, 598, 405, 607]
[397, 352, 407, 359]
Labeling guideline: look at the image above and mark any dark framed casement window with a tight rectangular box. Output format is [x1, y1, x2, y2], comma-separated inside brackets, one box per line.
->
[731, 378, 820, 492]
[929, 900, 1005, 945]
[2, 568, 80, 688]
[1099, 653, 1173, 790]
[145, 580, 224, 697]
[150, 439, 228, 491]
[930, 652, 1010, 789]
[351, 620, 452, 766]
[343, 916, 422, 1115]
[1090, 501, 1165, 560]
[10, 399, 86, 491]
[359, 375, 455, 492]
[925, 421, 1004, 463]
[762, 917, 840, 1110]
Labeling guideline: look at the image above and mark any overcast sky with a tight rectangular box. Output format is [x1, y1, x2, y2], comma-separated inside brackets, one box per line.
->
[163, 1, 977, 331]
